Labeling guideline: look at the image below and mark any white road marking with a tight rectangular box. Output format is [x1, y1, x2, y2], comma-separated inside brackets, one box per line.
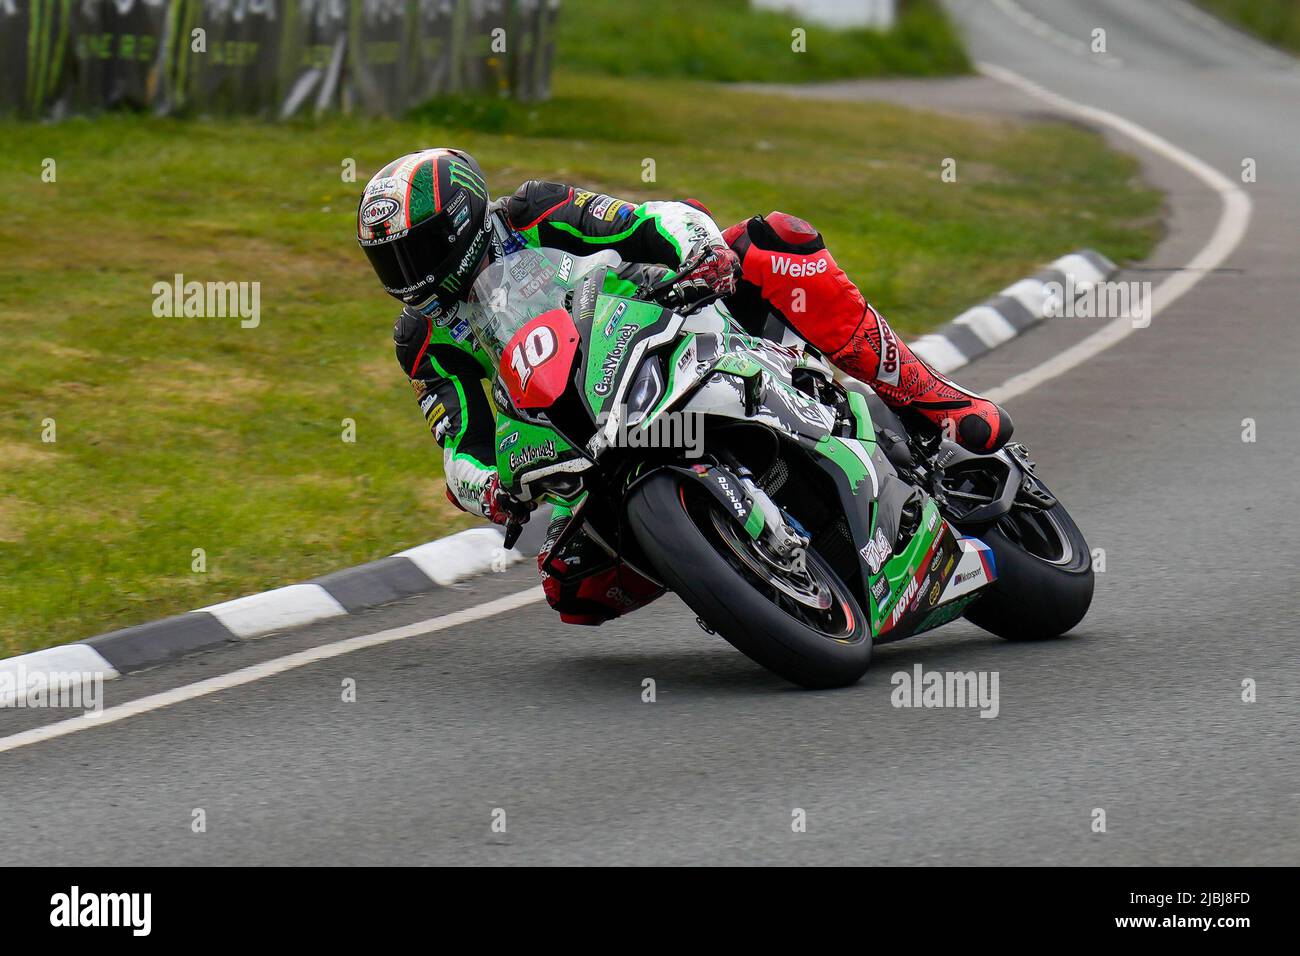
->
[988, 0, 1123, 69]
[976, 62, 1252, 404]
[0, 587, 544, 755]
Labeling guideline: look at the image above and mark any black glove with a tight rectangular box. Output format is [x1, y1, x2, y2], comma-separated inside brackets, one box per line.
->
[654, 244, 740, 315]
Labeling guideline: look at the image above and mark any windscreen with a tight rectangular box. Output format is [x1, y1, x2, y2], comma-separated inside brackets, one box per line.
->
[468, 246, 618, 368]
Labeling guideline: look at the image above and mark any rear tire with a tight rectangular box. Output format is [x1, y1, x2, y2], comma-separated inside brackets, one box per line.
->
[627, 472, 871, 689]
[962, 501, 1094, 641]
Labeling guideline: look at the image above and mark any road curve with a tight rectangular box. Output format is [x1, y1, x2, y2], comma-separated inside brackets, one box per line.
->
[2, 0, 1297, 865]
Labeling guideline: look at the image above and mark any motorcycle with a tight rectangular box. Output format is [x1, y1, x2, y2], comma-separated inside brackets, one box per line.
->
[469, 246, 1094, 688]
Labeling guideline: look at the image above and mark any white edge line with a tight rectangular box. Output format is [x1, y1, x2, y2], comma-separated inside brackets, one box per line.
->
[988, 0, 1124, 68]
[0, 586, 545, 755]
[976, 62, 1252, 404]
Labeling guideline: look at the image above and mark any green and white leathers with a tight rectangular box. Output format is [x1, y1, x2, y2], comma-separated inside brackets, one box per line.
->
[392, 179, 725, 518]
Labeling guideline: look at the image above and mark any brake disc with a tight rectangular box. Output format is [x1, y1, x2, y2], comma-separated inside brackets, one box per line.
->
[708, 510, 831, 610]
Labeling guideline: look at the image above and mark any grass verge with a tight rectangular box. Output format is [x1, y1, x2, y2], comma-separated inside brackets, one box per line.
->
[1194, 0, 1300, 54]
[555, 0, 971, 80]
[0, 70, 1160, 654]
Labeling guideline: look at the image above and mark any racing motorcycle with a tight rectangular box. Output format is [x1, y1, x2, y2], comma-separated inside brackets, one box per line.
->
[471, 247, 1093, 688]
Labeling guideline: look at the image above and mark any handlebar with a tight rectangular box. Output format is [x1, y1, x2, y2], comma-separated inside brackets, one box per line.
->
[639, 251, 726, 316]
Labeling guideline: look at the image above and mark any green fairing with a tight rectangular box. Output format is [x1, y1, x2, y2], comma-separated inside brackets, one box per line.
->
[859, 500, 944, 634]
[583, 295, 666, 413]
[494, 415, 575, 493]
[885, 499, 941, 580]
[712, 353, 763, 378]
[846, 390, 873, 440]
[812, 435, 872, 494]
[914, 593, 978, 634]
[601, 275, 641, 297]
[549, 491, 587, 523]
[884, 502, 942, 592]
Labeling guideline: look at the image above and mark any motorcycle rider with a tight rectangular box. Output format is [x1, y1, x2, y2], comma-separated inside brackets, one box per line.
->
[357, 148, 1013, 624]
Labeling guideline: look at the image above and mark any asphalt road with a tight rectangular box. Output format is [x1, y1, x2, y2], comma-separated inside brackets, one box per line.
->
[4, 0, 1298, 865]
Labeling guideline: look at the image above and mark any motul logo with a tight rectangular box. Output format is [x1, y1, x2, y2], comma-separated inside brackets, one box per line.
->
[770, 255, 828, 278]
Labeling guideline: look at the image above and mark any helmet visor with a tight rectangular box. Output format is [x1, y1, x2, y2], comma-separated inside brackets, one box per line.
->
[361, 210, 467, 304]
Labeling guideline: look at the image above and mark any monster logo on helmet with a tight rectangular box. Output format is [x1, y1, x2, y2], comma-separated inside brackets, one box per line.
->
[357, 148, 492, 306]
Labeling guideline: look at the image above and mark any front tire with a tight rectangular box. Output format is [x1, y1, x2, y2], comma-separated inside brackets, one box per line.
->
[962, 500, 1094, 641]
[627, 472, 871, 689]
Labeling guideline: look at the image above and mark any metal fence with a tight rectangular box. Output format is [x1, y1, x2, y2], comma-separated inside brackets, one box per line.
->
[2, 0, 559, 119]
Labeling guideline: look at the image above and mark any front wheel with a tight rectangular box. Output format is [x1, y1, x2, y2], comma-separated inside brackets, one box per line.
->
[962, 500, 1094, 641]
[627, 472, 871, 689]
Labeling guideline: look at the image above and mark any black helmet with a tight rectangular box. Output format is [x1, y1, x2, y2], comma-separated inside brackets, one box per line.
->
[357, 148, 491, 306]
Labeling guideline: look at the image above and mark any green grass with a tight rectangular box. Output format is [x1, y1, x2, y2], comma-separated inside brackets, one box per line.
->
[0, 70, 1160, 654]
[555, 0, 971, 80]
[1195, 0, 1300, 54]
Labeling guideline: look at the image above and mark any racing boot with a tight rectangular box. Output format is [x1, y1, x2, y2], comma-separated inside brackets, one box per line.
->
[830, 305, 1013, 453]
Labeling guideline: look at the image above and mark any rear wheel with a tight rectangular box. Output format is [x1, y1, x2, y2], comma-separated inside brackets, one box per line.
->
[962, 500, 1094, 641]
[627, 472, 870, 689]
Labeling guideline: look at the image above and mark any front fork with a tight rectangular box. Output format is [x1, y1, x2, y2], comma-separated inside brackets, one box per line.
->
[644, 459, 811, 573]
[733, 465, 809, 571]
